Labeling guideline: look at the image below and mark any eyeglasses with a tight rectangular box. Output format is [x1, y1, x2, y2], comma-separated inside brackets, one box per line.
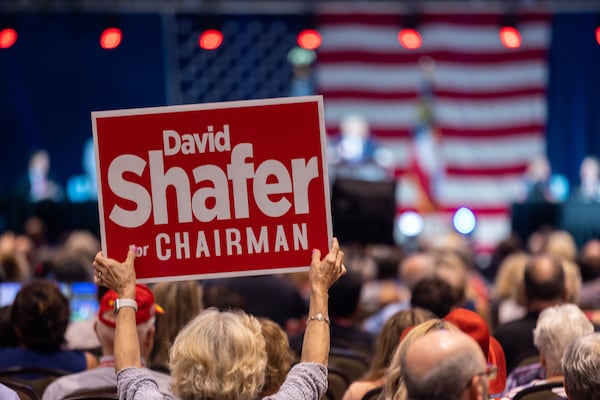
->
[465, 365, 498, 388]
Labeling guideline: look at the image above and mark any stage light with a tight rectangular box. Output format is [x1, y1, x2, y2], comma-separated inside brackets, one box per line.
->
[297, 29, 321, 50]
[397, 211, 424, 237]
[499, 25, 521, 48]
[596, 26, 600, 45]
[453, 207, 476, 235]
[0, 27, 17, 49]
[100, 27, 122, 50]
[199, 29, 223, 50]
[398, 28, 422, 50]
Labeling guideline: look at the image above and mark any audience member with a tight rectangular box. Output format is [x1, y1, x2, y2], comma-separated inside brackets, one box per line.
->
[202, 272, 306, 331]
[42, 284, 172, 399]
[202, 282, 248, 311]
[0, 231, 33, 282]
[577, 238, 600, 309]
[544, 230, 577, 263]
[444, 308, 507, 396]
[490, 252, 529, 329]
[381, 318, 461, 400]
[410, 275, 459, 318]
[561, 332, 600, 400]
[0, 280, 98, 372]
[359, 246, 407, 315]
[51, 229, 100, 282]
[290, 270, 375, 359]
[503, 304, 594, 398]
[258, 317, 296, 397]
[92, 238, 346, 400]
[433, 232, 491, 322]
[362, 250, 436, 334]
[0, 305, 18, 347]
[577, 238, 600, 282]
[400, 329, 492, 400]
[0, 383, 18, 400]
[149, 280, 203, 371]
[342, 308, 435, 400]
[494, 253, 566, 373]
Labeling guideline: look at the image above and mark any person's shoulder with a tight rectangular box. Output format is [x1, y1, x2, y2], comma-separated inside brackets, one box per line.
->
[0, 383, 19, 400]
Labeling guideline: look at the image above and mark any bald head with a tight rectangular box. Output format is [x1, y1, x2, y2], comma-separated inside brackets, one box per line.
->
[400, 252, 435, 291]
[524, 254, 566, 306]
[401, 330, 488, 400]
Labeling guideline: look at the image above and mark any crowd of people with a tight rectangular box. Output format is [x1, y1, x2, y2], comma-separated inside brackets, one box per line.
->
[1, 212, 600, 400]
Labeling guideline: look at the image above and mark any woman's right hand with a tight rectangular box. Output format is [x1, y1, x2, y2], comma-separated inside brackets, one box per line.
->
[309, 237, 346, 293]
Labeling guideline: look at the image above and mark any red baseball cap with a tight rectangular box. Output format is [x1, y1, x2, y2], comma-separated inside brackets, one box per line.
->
[444, 308, 507, 395]
[98, 284, 164, 328]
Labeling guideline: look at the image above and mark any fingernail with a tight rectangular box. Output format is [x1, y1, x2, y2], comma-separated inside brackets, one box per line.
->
[312, 248, 318, 254]
[130, 244, 136, 252]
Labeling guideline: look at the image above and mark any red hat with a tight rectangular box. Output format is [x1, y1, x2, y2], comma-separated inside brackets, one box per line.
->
[98, 284, 164, 328]
[444, 308, 507, 395]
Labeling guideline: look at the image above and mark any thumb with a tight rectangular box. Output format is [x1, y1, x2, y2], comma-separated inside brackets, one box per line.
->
[311, 248, 321, 264]
[126, 245, 137, 264]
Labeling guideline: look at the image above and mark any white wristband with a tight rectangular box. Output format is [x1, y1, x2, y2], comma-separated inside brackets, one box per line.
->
[114, 298, 138, 315]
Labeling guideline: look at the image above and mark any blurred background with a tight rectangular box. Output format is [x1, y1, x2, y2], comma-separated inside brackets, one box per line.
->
[1, 0, 600, 263]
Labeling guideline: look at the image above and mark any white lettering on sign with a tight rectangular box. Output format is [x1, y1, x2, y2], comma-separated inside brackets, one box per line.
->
[107, 124, 320, 228]
[154, 222, 308, 260]
[163, 125, 231, 155]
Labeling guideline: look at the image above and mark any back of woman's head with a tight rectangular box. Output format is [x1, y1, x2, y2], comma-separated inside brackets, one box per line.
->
[150, 280, 203, 369]
[169, 308, 267, 400]
[365, 308, 435, 380]
[258, 317, 295, 397]
[10, 279, 70, 352]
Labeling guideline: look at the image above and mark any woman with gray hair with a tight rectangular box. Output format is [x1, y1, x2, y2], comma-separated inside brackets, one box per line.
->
[92, 238, 346, 400]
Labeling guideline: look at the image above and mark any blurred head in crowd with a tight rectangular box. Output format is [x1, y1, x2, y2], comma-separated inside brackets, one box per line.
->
[10, 280, 70, 351]
[258, 317, 295, 397]
[561, 333, 600, 400]
[533, 304, 593, 377]
[150, 280, 203, 370]
[364, 307, 435, 381]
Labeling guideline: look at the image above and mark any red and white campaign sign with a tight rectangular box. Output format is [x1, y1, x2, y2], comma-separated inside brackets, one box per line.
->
[92, 96, 332, 282]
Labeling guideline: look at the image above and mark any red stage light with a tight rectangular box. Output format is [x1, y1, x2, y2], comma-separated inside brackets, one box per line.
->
[100, 27, 122, 50]
[499, 26, 521, 49]
[297, 29, 322, 50]
[398, 28, 422, 50]
[596, 27, 600, 45]
[0, 28, 18, 49]
[199, 29, 223, 50]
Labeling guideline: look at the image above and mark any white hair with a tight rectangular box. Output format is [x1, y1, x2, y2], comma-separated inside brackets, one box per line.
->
[533, 304, 593, 375]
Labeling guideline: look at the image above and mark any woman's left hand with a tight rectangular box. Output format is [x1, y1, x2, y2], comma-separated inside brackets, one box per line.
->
[93, 245, 137, 298]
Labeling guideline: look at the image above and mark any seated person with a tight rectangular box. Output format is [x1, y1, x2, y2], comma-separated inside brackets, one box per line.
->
[92, 239, 346, 400]
[0, 383, 18, 400]
[42, 284, 173, 399]
[503, 304, 593, 398]
[0, 280, 97, 372]
[258, 317, 296, 397]
[400, 330, 492, 400]
[561, 332, 600, 400]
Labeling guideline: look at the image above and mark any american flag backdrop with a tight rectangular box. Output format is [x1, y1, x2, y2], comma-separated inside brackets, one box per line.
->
[316, 10, 551, 251]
